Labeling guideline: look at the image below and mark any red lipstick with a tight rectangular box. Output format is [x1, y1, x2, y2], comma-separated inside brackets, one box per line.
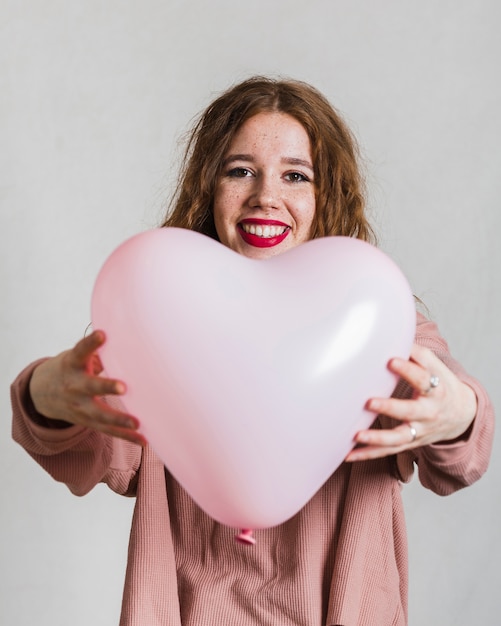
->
[238, 219, 290, 248]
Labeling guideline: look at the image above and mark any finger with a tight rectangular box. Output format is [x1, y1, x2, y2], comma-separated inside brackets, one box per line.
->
[346, 443, 406, 462]
[354, 421, 418, 448]
[347, 423, 419, 461]
[387, 356, 434, 396]
[105, 427, 147, 446]
[409, 343, 438, 369]
[82, 374, 127, 398]
[87, 417, 147, 446]
[63, 400, 141, 442]
[70, 330, 106, 368]
[410, 345, 445, 391]
[366, 396, 433, 422]
[89, 352, 104, 375]
[110, 429, 147, 446]
[90, 397, 140, 430]
[90, 403, 146, 445]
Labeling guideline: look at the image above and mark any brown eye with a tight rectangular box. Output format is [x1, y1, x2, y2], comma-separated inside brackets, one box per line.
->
[285, 172, 309, 183]
[227, 167, 252, 178]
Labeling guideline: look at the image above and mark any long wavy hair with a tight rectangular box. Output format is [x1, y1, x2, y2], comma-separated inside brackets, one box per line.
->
[162, 76, 375, 244]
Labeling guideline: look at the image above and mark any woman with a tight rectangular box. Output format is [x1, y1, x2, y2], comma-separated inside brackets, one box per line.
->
[11, 77, 494, 625]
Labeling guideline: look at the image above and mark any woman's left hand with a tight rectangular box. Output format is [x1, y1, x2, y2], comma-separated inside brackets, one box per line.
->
[345, 343, 478, 462]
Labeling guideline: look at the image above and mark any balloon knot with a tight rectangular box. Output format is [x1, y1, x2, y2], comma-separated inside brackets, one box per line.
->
[235, 529, 256, 546]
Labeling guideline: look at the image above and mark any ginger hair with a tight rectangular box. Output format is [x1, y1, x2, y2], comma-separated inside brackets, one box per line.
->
[162, 76, 375, 244]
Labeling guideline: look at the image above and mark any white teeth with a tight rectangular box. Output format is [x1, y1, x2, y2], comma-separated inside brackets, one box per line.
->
[241, 223, 287, 238]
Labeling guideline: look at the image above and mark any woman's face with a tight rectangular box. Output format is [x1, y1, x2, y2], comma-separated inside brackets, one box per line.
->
[213, 112, 316, 259]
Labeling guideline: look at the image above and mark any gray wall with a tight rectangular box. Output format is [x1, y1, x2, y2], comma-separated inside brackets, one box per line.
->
[1, 2, 499, 624]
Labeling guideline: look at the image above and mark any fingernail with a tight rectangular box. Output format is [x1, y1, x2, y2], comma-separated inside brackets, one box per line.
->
[368, 399, 381, 411]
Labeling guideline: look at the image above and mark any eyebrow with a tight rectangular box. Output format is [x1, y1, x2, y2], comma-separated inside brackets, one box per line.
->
[223, 154, 314, 172]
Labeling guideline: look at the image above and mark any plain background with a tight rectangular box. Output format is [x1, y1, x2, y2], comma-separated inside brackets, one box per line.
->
[1, 1, 499, 625]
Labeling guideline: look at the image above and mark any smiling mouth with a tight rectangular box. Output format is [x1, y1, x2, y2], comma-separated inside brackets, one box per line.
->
[240, 223, 288, 238]
[238, 220, 290, 248]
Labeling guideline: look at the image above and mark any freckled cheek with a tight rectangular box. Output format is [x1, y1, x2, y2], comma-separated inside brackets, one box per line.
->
[214, 190, 243, 244]
[291, 196, 316, 228]
[216, 191, 243, 219]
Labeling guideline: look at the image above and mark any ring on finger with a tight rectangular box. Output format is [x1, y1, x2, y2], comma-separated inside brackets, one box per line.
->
[423, 374, 440, 394]
[408, 424, 417, 443]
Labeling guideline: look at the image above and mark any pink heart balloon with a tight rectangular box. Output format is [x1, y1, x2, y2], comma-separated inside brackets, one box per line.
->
[91, 228, 415, 531]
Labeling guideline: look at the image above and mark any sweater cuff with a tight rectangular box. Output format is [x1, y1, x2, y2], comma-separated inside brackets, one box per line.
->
[11, 360, 89, 448]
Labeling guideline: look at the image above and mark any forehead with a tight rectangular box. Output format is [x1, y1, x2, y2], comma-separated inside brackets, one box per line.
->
[228, 112, 312, 154]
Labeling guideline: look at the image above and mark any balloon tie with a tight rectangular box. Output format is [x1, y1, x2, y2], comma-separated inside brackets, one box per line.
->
[235, 529, 256, 545]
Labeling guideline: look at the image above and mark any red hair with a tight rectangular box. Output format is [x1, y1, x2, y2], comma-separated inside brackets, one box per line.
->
[162, 76, 375, 244]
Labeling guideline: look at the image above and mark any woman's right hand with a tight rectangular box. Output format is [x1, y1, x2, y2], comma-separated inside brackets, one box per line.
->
[28, 330, 146, 445]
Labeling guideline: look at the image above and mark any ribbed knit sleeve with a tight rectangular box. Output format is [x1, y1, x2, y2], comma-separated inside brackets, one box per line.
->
[11, 360, 142, 497]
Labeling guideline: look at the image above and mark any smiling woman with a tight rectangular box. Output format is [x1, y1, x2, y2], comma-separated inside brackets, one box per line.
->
[11, 76, 495, 626]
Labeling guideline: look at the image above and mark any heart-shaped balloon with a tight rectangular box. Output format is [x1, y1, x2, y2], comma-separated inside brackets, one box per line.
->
[91, 228, 415, 531]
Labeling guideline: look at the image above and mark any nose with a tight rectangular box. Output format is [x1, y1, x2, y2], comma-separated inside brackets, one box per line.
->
[249, 173, 280, 210]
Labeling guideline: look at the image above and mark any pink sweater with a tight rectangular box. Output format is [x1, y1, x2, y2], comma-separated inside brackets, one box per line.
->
[11, 314, 494, 626]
